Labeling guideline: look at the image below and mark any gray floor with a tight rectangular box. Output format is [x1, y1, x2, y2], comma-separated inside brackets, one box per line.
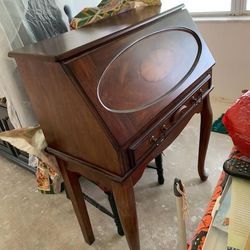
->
[0, 101, 233, 250]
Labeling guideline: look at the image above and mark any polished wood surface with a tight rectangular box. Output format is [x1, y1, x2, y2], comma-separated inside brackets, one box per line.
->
[66, 9, 214, 147]
[59, 159, 95, 244]
[112, 178, 140, 250]
[10, 5, 215, 250]
[15, 59, 124, 175]
[198, 94, 213, 181]
[97, 28, 200, 113]
[9, 5, 183, 61]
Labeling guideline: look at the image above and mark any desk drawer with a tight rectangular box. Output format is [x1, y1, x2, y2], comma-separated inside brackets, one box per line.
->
[129, 76, 212, 165]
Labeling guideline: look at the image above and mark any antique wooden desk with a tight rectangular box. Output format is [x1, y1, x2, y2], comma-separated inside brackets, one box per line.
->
[10, 4, 215, 250]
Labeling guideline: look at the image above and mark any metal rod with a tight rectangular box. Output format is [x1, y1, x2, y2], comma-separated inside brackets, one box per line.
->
[82, 193, 114, 218]
[106, 192, 124, 236]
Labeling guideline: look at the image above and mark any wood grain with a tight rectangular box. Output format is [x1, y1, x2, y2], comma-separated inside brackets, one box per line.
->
[59, 159, 95, 244]
[8, 5, 184, 62]
[66, 9, 214, 147]
[10, 6, 215, 250]
[112, 178, 140, 250]
[198, 92, 213, 181]
[15, 59, 123, 175]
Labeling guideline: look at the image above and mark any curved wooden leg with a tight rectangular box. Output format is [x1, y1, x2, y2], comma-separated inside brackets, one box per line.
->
[112, 178, 140, 250]
[59, 160, 95, 245]
[198, 94, 213, 181]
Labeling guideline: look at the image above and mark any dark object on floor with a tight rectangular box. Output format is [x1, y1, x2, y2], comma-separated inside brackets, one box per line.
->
[65, 154, 164, 236]
[223, 157, 250, 180]
[212, 114, 228, 134]
[0, 100, 32, 172]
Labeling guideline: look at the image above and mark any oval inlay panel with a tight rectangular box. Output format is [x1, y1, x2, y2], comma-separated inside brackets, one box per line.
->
[140, 48, 174, 82]
[97, 28, 202, 113]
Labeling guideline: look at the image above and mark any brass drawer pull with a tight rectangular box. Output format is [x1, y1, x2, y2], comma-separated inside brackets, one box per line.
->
[192, 96, 199, 104]
[150, 135, 157, 144]
[161, 124, 168, 132]
[156, 137, 165, 147]
[172, 105, 188, 123]
[192, 88, 204, 105]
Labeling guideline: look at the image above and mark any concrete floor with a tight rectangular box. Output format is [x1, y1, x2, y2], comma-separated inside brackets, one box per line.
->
[0, 100, 233, 250]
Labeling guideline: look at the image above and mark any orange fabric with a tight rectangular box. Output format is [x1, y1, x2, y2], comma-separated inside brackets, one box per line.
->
[188, 146, 248, 249]
[187, 171, 228, 250]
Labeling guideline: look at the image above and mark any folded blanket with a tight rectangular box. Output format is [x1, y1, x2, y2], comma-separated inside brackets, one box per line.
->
[71, 0, 161, 29]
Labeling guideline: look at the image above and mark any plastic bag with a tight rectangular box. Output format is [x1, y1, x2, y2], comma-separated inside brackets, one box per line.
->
[222, 91, 250, 157]
[0, 125, 63, 194]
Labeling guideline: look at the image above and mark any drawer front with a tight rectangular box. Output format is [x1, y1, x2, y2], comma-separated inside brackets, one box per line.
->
[129, 75, 212, 165]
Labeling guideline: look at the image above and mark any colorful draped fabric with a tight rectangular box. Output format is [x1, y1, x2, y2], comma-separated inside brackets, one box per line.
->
[187, 171, 228, 250]
[188, 148, 246, 249]
[70, 0, 161, 29]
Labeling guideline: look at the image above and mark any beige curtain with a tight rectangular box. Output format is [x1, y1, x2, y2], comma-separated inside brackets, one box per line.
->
[0, 22, 37, 128]
[0, 0, 73, 128]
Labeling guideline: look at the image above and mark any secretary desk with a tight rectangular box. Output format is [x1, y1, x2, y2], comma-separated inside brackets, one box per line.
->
[10, 4, 215, 250]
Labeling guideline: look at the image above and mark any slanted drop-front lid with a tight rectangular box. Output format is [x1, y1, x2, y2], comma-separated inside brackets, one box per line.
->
[97, 28, 202, 113]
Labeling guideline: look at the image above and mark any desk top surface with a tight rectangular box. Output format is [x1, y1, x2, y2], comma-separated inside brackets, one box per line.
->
[9, 4, 184, 61]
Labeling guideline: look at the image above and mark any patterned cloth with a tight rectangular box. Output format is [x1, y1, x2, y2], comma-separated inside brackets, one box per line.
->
[70, 0, 161, 29]
[0, 125, 63, 194]
[36, 159, 62, 194]
[188, 148, 247, 250]
[187, 171, 229, 250]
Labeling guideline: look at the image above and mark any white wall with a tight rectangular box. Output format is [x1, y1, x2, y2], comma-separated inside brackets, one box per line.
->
[67, 2, 250, 102]
[66, 0, 100, 16]
[196, 21, 250, 102]
[62, 0, 250, 102]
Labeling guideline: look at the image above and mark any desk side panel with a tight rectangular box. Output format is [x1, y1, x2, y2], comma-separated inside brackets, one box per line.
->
[15, 59, 124, 175]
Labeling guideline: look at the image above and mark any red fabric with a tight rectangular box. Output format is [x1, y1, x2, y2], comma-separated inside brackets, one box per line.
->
[222, 91, 250, 157]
